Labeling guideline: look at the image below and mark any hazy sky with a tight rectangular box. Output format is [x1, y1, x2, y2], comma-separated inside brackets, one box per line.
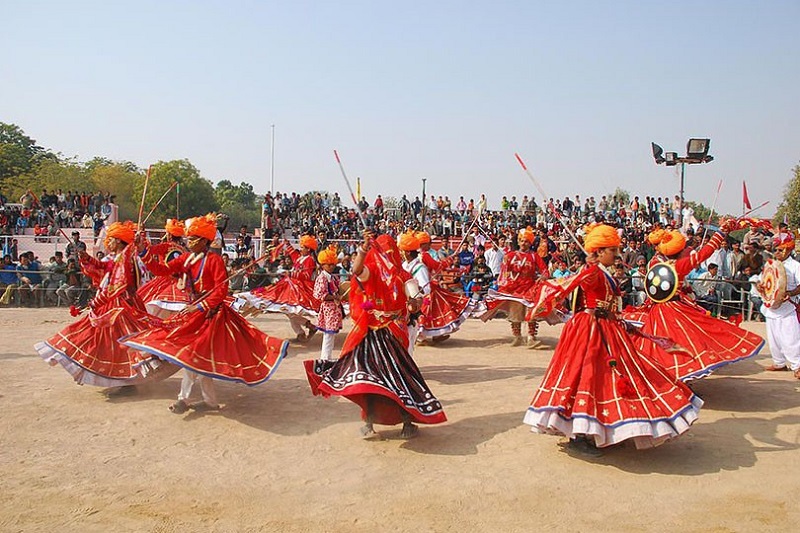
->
[3, 1, 798, 216]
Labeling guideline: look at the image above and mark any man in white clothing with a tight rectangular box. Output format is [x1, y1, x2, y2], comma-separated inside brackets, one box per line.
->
[484, 236, 506, 278]
[758, 232, 800, 378]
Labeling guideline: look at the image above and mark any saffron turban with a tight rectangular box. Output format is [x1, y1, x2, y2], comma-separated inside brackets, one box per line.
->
[647, 229, 667, 245]
[185, 214, 217, 241]
[299, 235, 318, 251]
[656, 230, 687, 257]
[518, 226, 535, 244]
[415, 231, 432, 245]
[773, 232, 796, 250]
[106, 221, 137, 244]
[583, 224, 621, 253]
[165, 218, 185, 237]
[398, 231, 420, 251]
[317, 245, 338, 265]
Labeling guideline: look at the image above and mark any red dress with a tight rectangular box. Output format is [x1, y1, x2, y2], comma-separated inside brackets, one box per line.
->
[35, 245, 163, 387]
[305, 250, 447, 426]
[523, 264, 702, 449]
[137, 241, 190, 317]
[482, 250, 548, 320]
[623, 232, 764, 381]
[122, 250, 289, 385]
[236, 250, 319, 319]
[416, 250, 476, 339]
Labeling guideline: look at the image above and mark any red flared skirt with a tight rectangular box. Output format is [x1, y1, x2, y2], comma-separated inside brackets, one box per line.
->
[36, 296, 163, 386]
[238, 277, 319, 318]
[122, 305, 289, 385]
[523, 311, 702, 449]
[419, 281, 476, 339]
[628, 298, 765, 381]
[137, 276, 191, 317]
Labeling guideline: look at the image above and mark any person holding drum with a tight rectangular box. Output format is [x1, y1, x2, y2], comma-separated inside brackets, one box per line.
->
[757, 232, 800, 378]
[312, 245, 344, 369]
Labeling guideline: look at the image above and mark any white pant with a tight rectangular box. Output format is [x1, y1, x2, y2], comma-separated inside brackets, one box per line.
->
[765, 313, 800, 371]
[320, 332, 336, 361]
[178, 370, 219, 407]
[407, 324, 419, 356]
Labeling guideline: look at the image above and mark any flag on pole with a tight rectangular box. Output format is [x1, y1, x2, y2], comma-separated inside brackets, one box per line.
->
[784, 212, 789, 225]
[742, 180, 752, 211]
[356, 177, 361, 201]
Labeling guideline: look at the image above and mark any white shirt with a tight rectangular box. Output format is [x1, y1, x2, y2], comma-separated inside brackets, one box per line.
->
[403, 256, 431, 296]
[484, 247, 505, 277]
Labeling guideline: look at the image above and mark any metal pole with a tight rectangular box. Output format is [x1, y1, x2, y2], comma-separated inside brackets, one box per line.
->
[678, 162, 685, 228]
[420, 177, 427, 227]
[270, 124, 275, 195]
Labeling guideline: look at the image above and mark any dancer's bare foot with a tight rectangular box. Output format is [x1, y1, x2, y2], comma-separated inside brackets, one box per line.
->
[400, 422, 419, 439]
[360, 425, 382, 440]
[169, 400, 189, 414]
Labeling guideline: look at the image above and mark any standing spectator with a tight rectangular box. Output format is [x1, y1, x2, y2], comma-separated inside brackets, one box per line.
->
[484, 236, 506, 278]
[65, 231, 87, 260]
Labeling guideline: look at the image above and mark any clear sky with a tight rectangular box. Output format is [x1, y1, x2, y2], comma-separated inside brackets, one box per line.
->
[3, 1, 798, 217]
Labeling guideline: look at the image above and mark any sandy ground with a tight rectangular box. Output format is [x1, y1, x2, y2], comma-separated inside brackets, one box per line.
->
[1, 309, 800, 533]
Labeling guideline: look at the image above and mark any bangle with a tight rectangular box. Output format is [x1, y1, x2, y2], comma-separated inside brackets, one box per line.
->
[358, 246, 367, 254]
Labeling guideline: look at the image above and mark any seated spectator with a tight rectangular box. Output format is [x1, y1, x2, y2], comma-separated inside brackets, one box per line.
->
[464, 254, 494, 299]
[0, 254, 18, 305]
[56, 258, 82, 306]
[694, 263, 721, 314]
[16, 252, 43, 307]
[44, 252, 68, 305]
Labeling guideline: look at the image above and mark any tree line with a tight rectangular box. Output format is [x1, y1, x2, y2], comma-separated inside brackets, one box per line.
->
[0, 123, 263, 231]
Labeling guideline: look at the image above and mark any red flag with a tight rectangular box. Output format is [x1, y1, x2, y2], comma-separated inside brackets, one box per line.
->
[742, 181, 752, 210]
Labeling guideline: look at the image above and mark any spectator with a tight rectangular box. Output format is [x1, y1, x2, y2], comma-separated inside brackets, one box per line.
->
[56, 258, 82, 306]
[44, 252, 67, 305]
[16, 252, 43, 307]
[65, 231, 87, 260]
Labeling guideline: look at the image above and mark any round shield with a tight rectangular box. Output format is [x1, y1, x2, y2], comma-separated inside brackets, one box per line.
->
[645, 262, 679, 303]
[761, 258, 787, 309]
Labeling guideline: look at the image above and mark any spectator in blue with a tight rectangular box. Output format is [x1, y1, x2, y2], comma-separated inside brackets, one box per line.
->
[457, 242, 475, 269]
[16, 251, 43, 306]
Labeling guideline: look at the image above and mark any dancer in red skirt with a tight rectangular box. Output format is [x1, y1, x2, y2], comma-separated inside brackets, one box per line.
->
[305, 231, 446, 440]
[122, 214, 289, 413]
[402, 231, 476, 345]
[36, 221, 158, 388]
[482, 227, 549, 348]
[624, 221, 764, 381]
[137, 218, 189, 318]
[236, 235, 320, 343]
[524, 224, 703, 455]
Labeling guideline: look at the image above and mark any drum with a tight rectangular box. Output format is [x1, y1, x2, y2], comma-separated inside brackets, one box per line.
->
[761, 258, 787, 309]
[645, 261, 679, 303]
[338, 280, 351, 298]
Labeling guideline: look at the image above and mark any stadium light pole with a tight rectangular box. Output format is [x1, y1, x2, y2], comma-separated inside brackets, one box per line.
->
[651, 139, 713, 227]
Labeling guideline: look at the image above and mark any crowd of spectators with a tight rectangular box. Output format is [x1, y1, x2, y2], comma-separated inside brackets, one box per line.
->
[0, 188, 116, 238]
[0, 187, 788, 320]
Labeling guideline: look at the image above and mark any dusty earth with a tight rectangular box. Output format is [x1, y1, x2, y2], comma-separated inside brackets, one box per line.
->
[1, 309, 799, 532]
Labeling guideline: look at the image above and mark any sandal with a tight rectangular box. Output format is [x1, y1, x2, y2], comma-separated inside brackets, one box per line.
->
[169, 400, 189, 414]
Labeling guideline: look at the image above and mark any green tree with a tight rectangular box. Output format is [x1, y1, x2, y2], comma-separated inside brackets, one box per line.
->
[610, 187, 630, 208]
[85, 160, 141, 219]
[134, 159, 218, 228]
[776, 163, 800, 230]
[0, 122, 54, 181]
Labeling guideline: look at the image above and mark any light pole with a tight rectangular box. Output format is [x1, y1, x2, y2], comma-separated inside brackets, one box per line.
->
[270, 124, 275, 195]
[420, 177, 427, 227]
[651, 138, 713, 228]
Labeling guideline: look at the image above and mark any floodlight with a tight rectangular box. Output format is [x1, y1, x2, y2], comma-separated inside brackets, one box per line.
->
[686, 138, 710, 159]
[665, 152, 678, 166]
[651, 142, 665, 164]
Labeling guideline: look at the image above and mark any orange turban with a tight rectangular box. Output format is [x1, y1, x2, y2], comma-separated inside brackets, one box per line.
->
[398, 231, 420, 251]
[165, 218, 185, 237]
[299, 235, 318, 251]
[647, 229, 667, 245]
[106, 221, 137, 244]
[518, 226, 535, 244]
[584, 224, 621, 253]
[656, 230, 687, 256]
[317, 245, 338, 265]
[185, 214, 217, 241]
[773, 232, 796, 250]
[415, 231, 432, 245]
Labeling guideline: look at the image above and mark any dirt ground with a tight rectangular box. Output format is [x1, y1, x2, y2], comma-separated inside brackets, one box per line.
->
[1, 309, 799, 532]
